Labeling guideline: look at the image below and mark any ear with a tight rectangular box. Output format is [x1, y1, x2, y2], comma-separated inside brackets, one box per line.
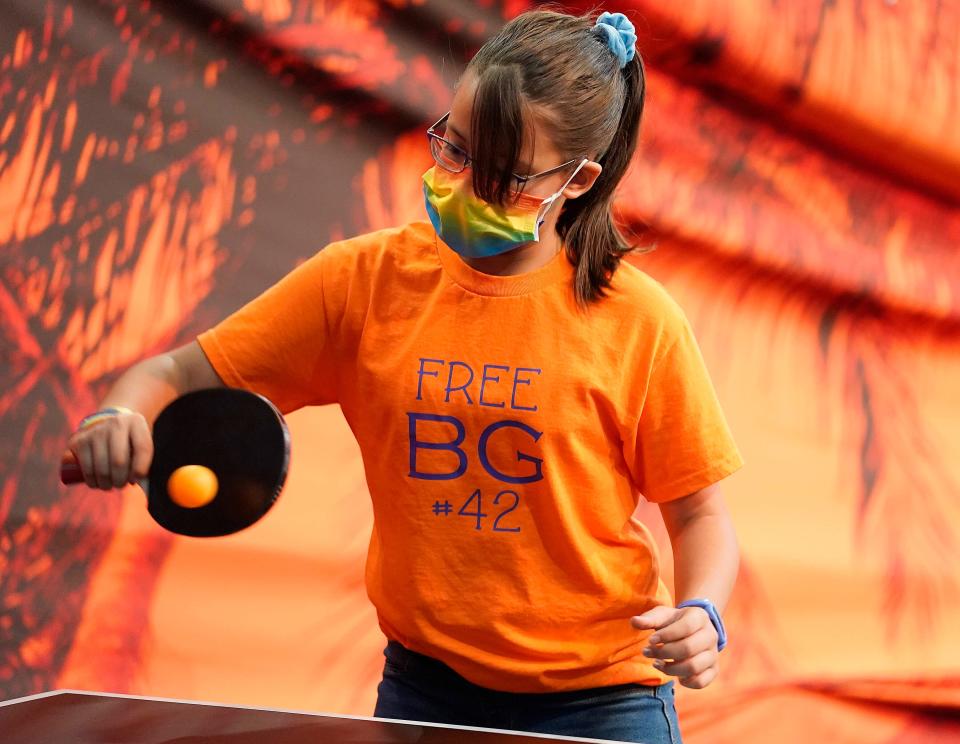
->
[562, 161, 603, 200]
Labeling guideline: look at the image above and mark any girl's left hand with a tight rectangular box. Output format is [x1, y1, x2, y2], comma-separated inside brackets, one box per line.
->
[630, 605, 720, 689]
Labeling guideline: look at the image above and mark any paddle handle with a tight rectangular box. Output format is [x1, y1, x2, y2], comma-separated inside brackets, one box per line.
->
[60, 451, 149, 493]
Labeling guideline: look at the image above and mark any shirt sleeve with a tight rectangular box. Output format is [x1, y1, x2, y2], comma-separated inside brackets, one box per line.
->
[624, 314, 744, 503]
[196, 247, 339, 414]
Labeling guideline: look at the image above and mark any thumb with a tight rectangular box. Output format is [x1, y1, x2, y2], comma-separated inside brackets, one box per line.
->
[630, 605, 678, 631]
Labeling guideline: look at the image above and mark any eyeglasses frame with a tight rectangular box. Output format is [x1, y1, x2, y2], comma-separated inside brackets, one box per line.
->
[426, 112, 585, 187]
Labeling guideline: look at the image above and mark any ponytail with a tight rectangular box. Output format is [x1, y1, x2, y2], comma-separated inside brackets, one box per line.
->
[558, 51, 646, 306]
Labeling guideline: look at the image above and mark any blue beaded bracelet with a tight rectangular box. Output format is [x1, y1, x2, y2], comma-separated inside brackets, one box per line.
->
[78, 406, 136, 430]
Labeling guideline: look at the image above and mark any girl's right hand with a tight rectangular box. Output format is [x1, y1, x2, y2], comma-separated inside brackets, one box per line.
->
[67, 410, 154, 490]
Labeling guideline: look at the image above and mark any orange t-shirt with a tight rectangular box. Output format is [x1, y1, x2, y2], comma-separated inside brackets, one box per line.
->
[196, 220, 744, 693]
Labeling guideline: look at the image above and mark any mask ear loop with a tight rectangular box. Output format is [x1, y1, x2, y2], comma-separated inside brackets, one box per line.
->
[533, 158, 590, 241]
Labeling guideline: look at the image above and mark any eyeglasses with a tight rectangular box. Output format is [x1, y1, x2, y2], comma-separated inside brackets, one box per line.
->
[426, 112, 583, 190]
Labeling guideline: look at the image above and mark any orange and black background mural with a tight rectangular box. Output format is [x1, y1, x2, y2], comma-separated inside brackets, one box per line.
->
[1, 1, 959, 741]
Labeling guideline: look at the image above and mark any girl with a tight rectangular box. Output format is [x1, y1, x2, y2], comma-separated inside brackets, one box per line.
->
[68, 9, 742, 744]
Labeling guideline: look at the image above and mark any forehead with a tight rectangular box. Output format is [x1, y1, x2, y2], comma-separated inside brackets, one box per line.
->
[447, 71, 560, 166]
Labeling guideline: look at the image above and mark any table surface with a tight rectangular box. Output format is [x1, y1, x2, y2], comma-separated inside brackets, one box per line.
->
[0, 690, 624, 744]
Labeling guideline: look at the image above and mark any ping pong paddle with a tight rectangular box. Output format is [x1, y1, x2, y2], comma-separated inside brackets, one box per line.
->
[60, 388, 290, 537]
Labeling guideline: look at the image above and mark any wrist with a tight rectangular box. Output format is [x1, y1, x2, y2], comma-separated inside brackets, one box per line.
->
[677, 598, 727, 651]
[78, 406, 137, 431]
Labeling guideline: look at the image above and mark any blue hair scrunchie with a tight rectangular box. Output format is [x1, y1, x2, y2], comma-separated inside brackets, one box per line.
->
[594, 11, 637, 68]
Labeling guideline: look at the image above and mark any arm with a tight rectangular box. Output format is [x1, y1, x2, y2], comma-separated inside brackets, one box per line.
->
[67, 341, 225, 489]
[630, 482, 740, 689]
[660, 482, 739, 613]
[99, 341, 226, 424]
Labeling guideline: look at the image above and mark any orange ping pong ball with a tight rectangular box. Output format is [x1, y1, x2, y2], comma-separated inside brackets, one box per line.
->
[167, 465, 219, 508]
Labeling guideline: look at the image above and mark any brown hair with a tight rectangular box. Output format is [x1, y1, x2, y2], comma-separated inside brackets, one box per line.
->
[465, 7, 647, 305]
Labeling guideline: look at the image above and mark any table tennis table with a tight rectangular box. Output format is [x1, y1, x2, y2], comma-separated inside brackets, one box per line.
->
[0, 689, 631, 743]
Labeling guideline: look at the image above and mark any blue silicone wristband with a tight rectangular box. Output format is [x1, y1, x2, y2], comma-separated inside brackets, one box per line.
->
[677, 598, 727, 652]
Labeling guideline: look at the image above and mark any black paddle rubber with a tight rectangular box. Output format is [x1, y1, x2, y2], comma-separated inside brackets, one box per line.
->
[147, 388, 290, 537]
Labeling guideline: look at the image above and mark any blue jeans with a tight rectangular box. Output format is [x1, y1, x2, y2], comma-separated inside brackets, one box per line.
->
[373, 641, 683, 744]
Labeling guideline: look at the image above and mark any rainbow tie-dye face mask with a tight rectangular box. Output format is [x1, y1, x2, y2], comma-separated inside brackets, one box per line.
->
[422, 160, 587, 259]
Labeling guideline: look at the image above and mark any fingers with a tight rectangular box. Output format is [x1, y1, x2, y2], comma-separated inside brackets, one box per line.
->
[90, 431, 111, 489]
[108, 420, 132, 487]
[647, 607, 710, 645]
[67, 412, 151, 490]
[630, 605, 680, 632]
[644, 626, 717, 662]
[128, 415, 153, 482]
[654, 649, 716, 680]
[679, 664, 719, 690]
[74, 439, 97, 490]
[634, 605, 722, 690]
